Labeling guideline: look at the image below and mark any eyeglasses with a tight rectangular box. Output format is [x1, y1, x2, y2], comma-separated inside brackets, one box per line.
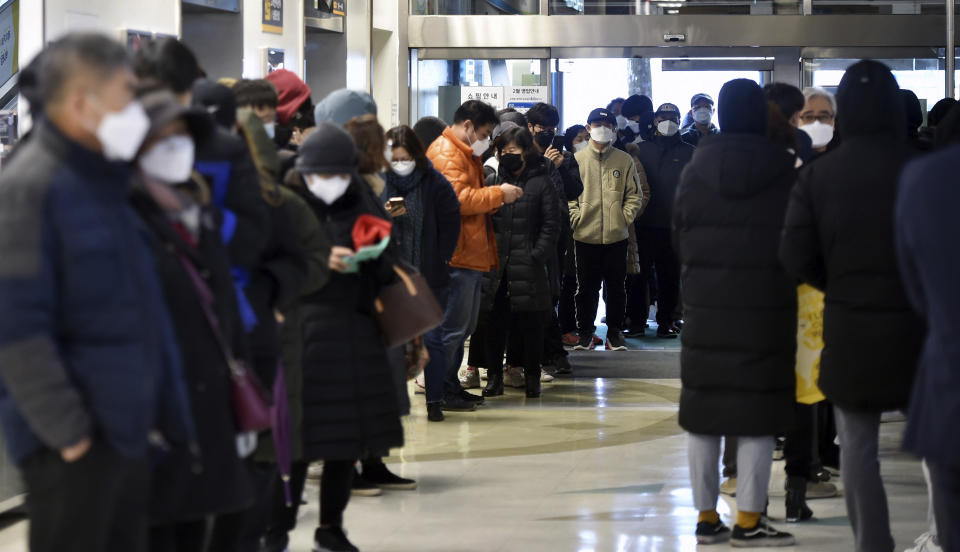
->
[800, 113, 835, 124]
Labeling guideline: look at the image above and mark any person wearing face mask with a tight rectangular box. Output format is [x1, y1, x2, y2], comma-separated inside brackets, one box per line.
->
[680, 93, 720, 148]
[478, 127, 560, 398]
[294, 122, 405, 552]
[0, 33, 196, 552]
[234, 79, 280, 139]
[427, 100, 523, 411]
[382, 126, 461, 421]
[781, 61, 923, 552]
[799, 87, 837, 154]
[633, 103, 694, 339]
[765, 83, 815, 164]
[570, 108, 644, 352]
[129, 89, 257, 552]
[135, 39, 271, 279]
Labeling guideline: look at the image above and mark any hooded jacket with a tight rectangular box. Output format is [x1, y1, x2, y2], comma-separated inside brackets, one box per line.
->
[570, 143, 644, 245]
[634, 134, 695, 229]
[674, 133, 798, 436]
[780, 60, 922, 412]
[265, 69, 312, 127]
[427, 127, 504, 272]
[314, 89, 377, 127]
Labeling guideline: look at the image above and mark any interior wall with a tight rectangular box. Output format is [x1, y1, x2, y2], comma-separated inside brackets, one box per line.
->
[43, 0, 180, 42]
[242, 0, 303, 78]
[305, 30, 348, 102]
[372, 28, 399, 128]
[181, 8, 244, 80]
[345, 0, 370, 90]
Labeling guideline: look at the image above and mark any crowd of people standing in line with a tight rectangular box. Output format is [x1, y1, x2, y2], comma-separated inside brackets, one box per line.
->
[0, 30, 959, 552]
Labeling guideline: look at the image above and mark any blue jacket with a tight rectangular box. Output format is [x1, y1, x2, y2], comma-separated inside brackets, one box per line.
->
[896, 145, 960, 469]
[0, 121, 194, 464]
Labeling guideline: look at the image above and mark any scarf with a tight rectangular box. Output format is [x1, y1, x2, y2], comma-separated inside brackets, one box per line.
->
[383, 169, 425, 270]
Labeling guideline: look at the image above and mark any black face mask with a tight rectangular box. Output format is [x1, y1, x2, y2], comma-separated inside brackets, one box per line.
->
[500, 153, 524, 175]
[534, 130, 555, 150]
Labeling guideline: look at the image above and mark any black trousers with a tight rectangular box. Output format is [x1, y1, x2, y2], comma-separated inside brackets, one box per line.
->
[785, 402, 816, 479]
[484, 278, 546, 383]
[22, 441, 151, 552]
[320, 459, 356, 528]
[558, 236, 578, 334]
[929, 461, 960, 552]
[625, 273, 650, 328]
[208, 461, 273, 552]
[256, 460, 310, 550]
[637, 227, 680, 328]
[149, 520, 206, 552]
[575, 239, 628, 334]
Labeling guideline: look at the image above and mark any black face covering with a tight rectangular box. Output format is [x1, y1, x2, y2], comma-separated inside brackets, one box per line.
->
[500, 153, 524, 175]
[534, 130, 555, 150]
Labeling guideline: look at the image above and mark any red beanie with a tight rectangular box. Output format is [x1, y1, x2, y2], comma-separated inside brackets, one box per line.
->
[265, 69, 312, 126]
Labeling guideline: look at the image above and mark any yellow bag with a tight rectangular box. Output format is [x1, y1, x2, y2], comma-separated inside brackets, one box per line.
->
[796, 284, 826, 404]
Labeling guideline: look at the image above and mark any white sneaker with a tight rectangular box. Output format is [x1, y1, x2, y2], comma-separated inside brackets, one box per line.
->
[459, 366, 480, 389]
[905, 533, 942, 552]
[541, 369, 555, 383]
[506, 366, 525, 388]
[413, 373, 426, 394]
[307, 462, 324, 480]
[479, 368, 488, 381]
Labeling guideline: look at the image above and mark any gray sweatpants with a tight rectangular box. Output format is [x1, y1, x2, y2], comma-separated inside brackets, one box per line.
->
[834, 406, 895, 552]
[688, 433, 775, 513]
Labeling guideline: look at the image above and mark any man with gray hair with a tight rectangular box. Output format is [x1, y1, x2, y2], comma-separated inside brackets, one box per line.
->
[0, 33, 194, 552]
[799, 87, 837, 153]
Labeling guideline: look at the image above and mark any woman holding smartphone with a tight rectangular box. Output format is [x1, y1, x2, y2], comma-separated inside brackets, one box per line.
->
[383, 126, 462, 422]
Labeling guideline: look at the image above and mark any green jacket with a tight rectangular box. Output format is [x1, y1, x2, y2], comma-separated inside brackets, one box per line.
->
[570, 144, 645, 245]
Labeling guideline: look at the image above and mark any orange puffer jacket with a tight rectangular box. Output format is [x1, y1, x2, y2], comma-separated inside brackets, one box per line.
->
[427, 127, 503, 272]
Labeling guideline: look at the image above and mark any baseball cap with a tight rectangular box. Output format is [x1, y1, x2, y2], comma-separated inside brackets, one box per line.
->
[691, 93, 715, 107]
[587, 108, 617, 127]
[655, 103, 681, 118]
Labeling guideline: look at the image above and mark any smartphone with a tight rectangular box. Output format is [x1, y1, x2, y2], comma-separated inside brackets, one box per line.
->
[387, 197, 406, 209]
[551, 135, 566, 152]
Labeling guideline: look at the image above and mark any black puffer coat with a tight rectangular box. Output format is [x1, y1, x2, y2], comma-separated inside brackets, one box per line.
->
[779, 135, 923, 411]
[635, 134, 695, 229]
[298, 178, 405, 462]
[780, 60, 923, 412]
[480, 160, 560, 312]
[131, 188, 254, 524]
[674, 134, 798, 436]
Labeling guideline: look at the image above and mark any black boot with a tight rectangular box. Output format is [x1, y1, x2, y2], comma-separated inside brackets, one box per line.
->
[524, 366, 541, 398]
[785, 475, 814, 522]
[483, 368, 504, 397]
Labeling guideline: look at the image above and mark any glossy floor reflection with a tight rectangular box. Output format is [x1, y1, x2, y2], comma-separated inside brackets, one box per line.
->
[0, 375, 931, 552]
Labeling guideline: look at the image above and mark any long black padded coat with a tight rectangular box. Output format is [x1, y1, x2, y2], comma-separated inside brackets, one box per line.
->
[298, 177, 404, 462]
[779, 134, 923, 412]
[479, 160, 561, 313]
[673, 134, 798, 436]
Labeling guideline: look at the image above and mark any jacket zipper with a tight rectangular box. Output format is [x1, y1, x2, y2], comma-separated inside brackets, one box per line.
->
[598, 149, 604, 244]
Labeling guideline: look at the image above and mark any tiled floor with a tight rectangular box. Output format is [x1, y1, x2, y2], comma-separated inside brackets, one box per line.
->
[0, 372, 931, 552]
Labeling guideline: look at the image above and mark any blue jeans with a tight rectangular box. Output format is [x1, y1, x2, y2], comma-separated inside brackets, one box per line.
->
[422, 286, 449, 404]
[439, 268, 484, 401]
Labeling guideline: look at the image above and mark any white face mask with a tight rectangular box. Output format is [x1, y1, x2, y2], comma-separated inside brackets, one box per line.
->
[391, 160, 416, 177]
[800, 121, 835, 148]
[624, 120, 640, 133]
[304, 173, 351, 204]
[589, 125, 616, 144]
[657, 120, 680, 137]
[263, 122, 276, 140]
[693, 107, 713, 125]
[92, 100, 151, 162]
[139, 135, 196, 184]
[469, 129, 490, 157]
[573, 141, 589, 153]
[616, 114, 630, 130]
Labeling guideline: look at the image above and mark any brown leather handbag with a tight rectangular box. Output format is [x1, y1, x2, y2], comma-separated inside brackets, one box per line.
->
[374, 265, 444, 348]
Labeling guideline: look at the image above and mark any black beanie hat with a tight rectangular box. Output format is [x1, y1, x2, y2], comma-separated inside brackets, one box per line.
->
[621, 95, 654, 119]
[836, 60, 903, 139]
[191, 79, 237, 130]
[295, 122, 358, 174]
[929, 98, 958, 127]
[413, 116, 447, 148]
[900, 89, 923, 133]
[718, 79, 767, 135]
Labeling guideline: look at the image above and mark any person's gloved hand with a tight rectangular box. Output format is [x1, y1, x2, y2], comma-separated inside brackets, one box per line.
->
[236, 432, 258, 458]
